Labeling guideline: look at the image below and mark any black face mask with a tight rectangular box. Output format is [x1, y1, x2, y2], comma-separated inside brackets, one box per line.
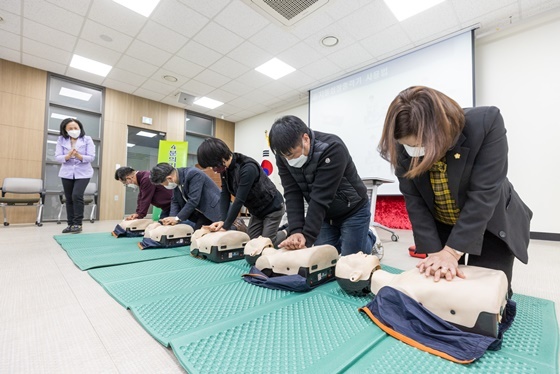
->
[212, 165, 227, 173]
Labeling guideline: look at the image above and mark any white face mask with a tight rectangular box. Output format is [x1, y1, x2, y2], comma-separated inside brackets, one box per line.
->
[286, 154, 308, 168]
[164, 182, 177, 190]
[403, 144, 425, 158]
[67, 130, 81, 139]
[126, 184, 138, 191]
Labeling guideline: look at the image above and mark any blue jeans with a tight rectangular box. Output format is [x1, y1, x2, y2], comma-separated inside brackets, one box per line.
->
[314, 201, 375, 256]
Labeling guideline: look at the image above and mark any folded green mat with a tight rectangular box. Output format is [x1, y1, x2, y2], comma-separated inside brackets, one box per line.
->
[87, 256, 559, 373]
[54, 232, 189, 270]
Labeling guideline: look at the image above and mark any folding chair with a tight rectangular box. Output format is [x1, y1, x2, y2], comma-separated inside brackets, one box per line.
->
[57, 182, 98, 224]
[0, 178, 45, 227]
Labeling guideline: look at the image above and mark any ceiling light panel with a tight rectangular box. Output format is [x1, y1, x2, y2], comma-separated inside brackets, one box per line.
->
[70, 54, 112, 77]
[384, 0, 445, 22]
[255, 58, 296, 80]
[112, 0, 161, 17]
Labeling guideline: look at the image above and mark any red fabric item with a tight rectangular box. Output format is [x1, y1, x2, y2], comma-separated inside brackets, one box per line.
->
[374, 195, 412, 230]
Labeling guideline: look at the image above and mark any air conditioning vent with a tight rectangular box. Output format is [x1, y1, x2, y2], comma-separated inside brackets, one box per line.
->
[243, 0, 331, 27]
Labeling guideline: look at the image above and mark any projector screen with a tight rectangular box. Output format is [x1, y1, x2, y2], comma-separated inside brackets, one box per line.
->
[309, 31, 474, 195]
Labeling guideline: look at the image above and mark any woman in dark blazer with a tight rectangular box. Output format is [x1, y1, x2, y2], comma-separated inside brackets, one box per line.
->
[378, 86, 532, 296]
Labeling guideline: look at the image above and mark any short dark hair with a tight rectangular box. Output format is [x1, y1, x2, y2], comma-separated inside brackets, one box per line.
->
[268, 115, 310, 156]
[59, 118, 86, 139]
[197, 138, 232, 168]
[150, 163, 174, 184]
[114, 166, 135, 181]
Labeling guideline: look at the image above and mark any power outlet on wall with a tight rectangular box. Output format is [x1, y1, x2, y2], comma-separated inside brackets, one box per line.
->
[114, 195, 119, 201]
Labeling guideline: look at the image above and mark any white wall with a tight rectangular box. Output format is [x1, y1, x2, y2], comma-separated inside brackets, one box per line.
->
[235, 103, 308, 193]
[475, 12, 560, 234]
[235, 12, 560, 234]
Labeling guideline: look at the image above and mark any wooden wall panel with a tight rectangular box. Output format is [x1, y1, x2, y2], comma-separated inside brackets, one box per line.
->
[0, 60, 46, 224]
[215, 119, 235, 149]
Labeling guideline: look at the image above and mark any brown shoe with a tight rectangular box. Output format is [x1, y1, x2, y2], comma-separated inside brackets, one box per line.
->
[233, 218, 248, 233]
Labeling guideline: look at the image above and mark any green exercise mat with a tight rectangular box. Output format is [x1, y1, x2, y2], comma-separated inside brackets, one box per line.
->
[53, 232, 189, 270]
[86, 255, 559, 373]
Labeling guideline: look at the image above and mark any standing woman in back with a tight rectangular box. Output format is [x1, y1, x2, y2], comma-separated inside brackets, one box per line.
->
[55, 118, 96, 234]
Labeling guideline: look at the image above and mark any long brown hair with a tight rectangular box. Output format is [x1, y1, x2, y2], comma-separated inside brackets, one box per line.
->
[378, 86, 465, 178]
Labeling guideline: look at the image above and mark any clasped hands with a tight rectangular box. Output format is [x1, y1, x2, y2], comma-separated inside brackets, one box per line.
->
[65, 149, 83, 161]
[416, 245, 466, 282]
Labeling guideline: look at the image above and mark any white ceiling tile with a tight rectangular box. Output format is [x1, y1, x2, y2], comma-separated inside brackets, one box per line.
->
[228, 95, 257, 109]
[400, 3, 461, 44]
[194, 21, 244, 55]
[215, 103, 242, 116]
[220, 79, 255, 95]
[133, 87, 166, 101]
[336, 1, 397, 40]
[209, 56, 250, 79]
[177, 0, 231, 18]
[324, 0, 373, 20]
[22, 37, 71, 65]
[105, 67, 147, 86]
[176, 40, 223, 68]
[80, 20, 134, 53]
[74, 39, 122, 66]
[214, 0, 269, 39]
[451, 0, 518, 24]
[0, 0, 22, 15]
[193, 68, 230, 87]
[227, 41, 273, 68]
[180, 79, 215, 96]
[0, 10, 21, 34]
[22, 53, 66, 74]
[152, 68, 190, 87]
[326, 43, 373, 71]
[467, 4, 520, 35]
[279, 70, 317, 90]
[137, 21, 189, 54]
[231, 109, 258, 120]
[241, 88, 275, 104]
[126, 39, 172, 66]
[162, 56, 205, 79]
[259, 81, 294, 97]
[23, 19, 76, 52]
[23, 0, 83, 35]
[66, 66, 106, 84]
[46, 0, 92, 16]
[299, 58, 342, 80]
[277, 42, 324, 70]
[116, 55, 159, 77]
[248, 24, 301, 55]
[138, 79, 176, 96]
[289, 11, 335, 41]
[0, 46, 21, 62]
[102, 78, 137, 93]
[151, 0, 209, 39]
[520, 0, 560, 19]
[88, 0, 146, 37]
[206, 88, 237, 103]
[0, 28, 21, 51]
[235, 69, 271, 89]
[360, 24, 412, 59]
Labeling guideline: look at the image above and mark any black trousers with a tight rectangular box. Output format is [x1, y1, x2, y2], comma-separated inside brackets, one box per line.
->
[61, 178, 90, 226]
[436, 222, 515, 298]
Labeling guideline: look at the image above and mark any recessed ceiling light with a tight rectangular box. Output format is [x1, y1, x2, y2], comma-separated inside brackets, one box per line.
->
[59, 87, 92, 101]
[193, 97, 224, 109]
[100, 34, 113, 42]
[321, 36, 339, 47]
[127, 143, 135, 147]
[70, 54, 112, 77]
[112, 0, 161, 17]
[136, 131, 157, 138]
[384, 0, 445, 21]
[163, 75, 178, 82]
[255, 58, 296, 80]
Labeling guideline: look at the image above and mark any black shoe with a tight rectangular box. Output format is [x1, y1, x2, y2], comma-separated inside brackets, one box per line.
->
[70, 225, 82, 234]
[62, 226, 73, 233]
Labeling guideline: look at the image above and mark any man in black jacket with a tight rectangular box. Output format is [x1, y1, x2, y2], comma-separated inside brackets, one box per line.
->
[197, 138, 285, 244]
[268, 115, 375, 256]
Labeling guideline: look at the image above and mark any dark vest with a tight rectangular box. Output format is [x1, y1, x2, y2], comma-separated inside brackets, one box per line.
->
[222, 153, 277, 218]
[288, 131, 367, 219]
